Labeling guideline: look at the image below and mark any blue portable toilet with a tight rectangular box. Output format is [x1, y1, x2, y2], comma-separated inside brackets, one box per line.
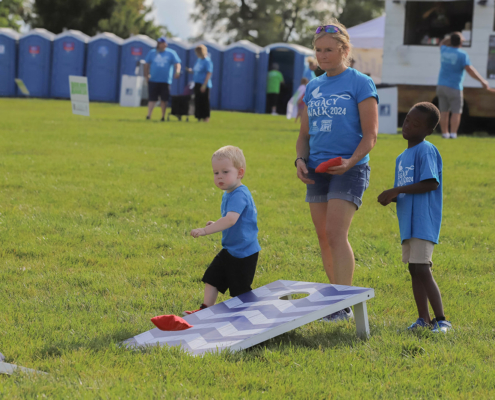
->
[0, 28, 20, 97]
[255, 43, 314, 114]
[18, 28, 55, 97]
[167, 38, 190, 96]
[120, 34, 156, 92]
[50, 30, 89, 99]
[188, 41, 225, 109]
[221, 40, 262, 112]
[86, 32, 123, 102]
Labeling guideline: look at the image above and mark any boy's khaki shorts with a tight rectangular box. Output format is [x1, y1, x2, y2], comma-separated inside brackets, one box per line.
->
[402, 238, 435, 265]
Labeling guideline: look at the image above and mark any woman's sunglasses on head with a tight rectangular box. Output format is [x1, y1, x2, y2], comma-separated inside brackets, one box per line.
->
[315, 25, 340, 34]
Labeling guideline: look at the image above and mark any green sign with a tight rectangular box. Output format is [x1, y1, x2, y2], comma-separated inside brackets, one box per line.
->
[71, 81, 88, 95]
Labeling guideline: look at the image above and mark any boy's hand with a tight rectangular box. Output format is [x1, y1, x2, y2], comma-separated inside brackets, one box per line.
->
[205, 221, 214, 226]
[378, 188, 398, 206]
[191, 228, 207, 238]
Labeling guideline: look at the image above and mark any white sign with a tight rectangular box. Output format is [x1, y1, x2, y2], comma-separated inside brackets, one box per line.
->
[120, 75, 144, 107]
[69, 75, 90, 116]
[377, 87, 398, 134]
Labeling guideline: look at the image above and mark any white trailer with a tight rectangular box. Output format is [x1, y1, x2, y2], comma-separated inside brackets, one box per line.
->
[382, 0, 495, 131]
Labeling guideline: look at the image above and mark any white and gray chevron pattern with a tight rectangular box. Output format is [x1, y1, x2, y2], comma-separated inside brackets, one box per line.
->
[123, 280, 374, 355]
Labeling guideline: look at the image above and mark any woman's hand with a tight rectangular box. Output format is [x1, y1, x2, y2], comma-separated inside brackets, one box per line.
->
[205, 221, 214, 226]
[186, 67, 193, 73]
[296, 159, 315, 185]
[200, 84, 207, 93]
[324, 158, 354, 175]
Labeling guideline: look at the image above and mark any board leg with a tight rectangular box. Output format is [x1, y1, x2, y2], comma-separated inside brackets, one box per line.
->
[354, 301, 370, 339]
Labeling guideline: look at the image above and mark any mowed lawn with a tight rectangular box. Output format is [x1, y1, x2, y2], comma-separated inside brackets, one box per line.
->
[0, 98, 494, 399]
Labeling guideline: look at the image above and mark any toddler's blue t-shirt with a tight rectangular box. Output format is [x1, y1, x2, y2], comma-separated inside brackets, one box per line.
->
[303, 68, 379, 169]
[193, 57, 214, 88]
[221, 185, 261, 258]
[145, 48, 181, 84]
[394, 140, 443, 244]
[437, 45, 470, 91]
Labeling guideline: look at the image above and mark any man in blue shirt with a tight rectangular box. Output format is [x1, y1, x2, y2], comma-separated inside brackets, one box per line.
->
[437, 32, 490, 139]
[144, 37, 181, 121]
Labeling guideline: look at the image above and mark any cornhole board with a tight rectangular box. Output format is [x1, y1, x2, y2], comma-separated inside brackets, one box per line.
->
[123, 280, 374, 356]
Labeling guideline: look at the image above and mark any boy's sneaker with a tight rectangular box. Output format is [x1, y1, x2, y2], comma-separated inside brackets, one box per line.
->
[432, 320, 452, 333]
[442, 133, 450, 139]
[450, 133, 457, 139]
[321, 308, 354, 322]
[182, 303, 208, 316]
[407, 318, 431, 330]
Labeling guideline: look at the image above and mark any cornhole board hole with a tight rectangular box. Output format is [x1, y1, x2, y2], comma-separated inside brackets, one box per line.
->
[123, 280, 374, 356]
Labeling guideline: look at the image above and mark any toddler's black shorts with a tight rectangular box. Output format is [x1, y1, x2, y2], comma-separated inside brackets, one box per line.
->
[202, 249, 259, 297]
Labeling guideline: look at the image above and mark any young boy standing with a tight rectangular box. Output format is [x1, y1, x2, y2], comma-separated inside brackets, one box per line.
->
[188, 146, 261, 314]
[378, 102, 452, 333]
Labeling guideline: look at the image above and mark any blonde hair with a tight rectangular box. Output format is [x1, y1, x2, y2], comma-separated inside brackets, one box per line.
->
[195, 44, 208, 58]
[212, 146, 246, 170]
[312, 18, 353, 67]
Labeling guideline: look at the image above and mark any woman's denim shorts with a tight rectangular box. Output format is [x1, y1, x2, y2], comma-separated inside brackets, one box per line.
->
[305, 163, 371, 209]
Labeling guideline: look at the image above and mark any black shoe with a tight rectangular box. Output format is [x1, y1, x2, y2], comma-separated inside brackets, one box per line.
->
[160, 117, 165, 122]
[146, 116, 150, 120]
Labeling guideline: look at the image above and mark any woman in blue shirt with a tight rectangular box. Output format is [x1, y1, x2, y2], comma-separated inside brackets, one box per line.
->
[295, 19, 379, 322]
[187, 44, 213, 122]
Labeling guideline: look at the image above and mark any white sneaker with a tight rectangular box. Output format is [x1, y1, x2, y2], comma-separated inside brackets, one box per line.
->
[271, 112, 278, 116]
[442, 133, 450, 139]
[450, 132, 457, 139]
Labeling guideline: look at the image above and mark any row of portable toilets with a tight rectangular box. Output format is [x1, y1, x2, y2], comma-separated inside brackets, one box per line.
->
[0, 27, 314, 113]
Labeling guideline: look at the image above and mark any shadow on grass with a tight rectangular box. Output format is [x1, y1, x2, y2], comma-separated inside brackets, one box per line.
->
[35, 328, 138, 359]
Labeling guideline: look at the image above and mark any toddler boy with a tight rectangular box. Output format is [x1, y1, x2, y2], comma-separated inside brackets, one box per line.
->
[187, 146, 261, 314]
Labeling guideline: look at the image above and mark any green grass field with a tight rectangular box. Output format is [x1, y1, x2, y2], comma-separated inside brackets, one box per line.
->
[1, 98, 494, 399]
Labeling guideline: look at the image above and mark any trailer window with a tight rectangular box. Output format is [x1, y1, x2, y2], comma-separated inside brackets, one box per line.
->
[404, 1, 474, 46]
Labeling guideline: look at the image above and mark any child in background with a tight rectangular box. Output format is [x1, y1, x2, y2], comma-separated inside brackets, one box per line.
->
[187, 146, 261, 314]
[287, 78, 309, 123]
[378, 102, 452, 333]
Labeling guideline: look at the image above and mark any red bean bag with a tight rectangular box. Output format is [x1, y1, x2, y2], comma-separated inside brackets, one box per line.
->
[315, 157, 342, 173]
[151, 315, 193, 331]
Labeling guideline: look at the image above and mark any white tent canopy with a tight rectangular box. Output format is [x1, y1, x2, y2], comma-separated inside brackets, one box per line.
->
[347, 15, 385, 49]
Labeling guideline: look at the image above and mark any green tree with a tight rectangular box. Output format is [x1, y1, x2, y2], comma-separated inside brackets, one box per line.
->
[191, 0, 384, 47]
[28, 0, 169, 38]
[0, 0, 27, 31]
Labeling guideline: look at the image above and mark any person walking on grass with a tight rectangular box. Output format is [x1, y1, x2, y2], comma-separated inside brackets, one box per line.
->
[187, 146, 261, 314]
[378, 102, 451, 333]
[266, 63, 284, 115]
[437, 32, 491, 139]
[144, 37, 181, 121]
[295, 19, 378, 322]
[186, 44, 213, 122]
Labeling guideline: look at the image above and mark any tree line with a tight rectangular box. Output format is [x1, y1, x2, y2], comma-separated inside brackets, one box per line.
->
[0, 0, 383, 46]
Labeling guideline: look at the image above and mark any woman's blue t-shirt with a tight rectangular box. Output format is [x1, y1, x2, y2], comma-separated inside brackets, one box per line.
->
[193, 57, 214, 88]
[303, 68, 378, 168]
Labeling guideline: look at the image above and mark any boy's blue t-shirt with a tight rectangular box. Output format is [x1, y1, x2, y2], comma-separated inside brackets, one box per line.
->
[221, 185, 261, 258]
[394, 140, 443, 244]
[145, 48, 181, 84]
[193, 57, 213, 88]
[303, 68, 379, 168]
[437, 45, 470, 90]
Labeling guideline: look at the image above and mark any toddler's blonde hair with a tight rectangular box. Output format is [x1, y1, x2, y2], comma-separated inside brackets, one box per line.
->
[212, 146, 246, 170]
